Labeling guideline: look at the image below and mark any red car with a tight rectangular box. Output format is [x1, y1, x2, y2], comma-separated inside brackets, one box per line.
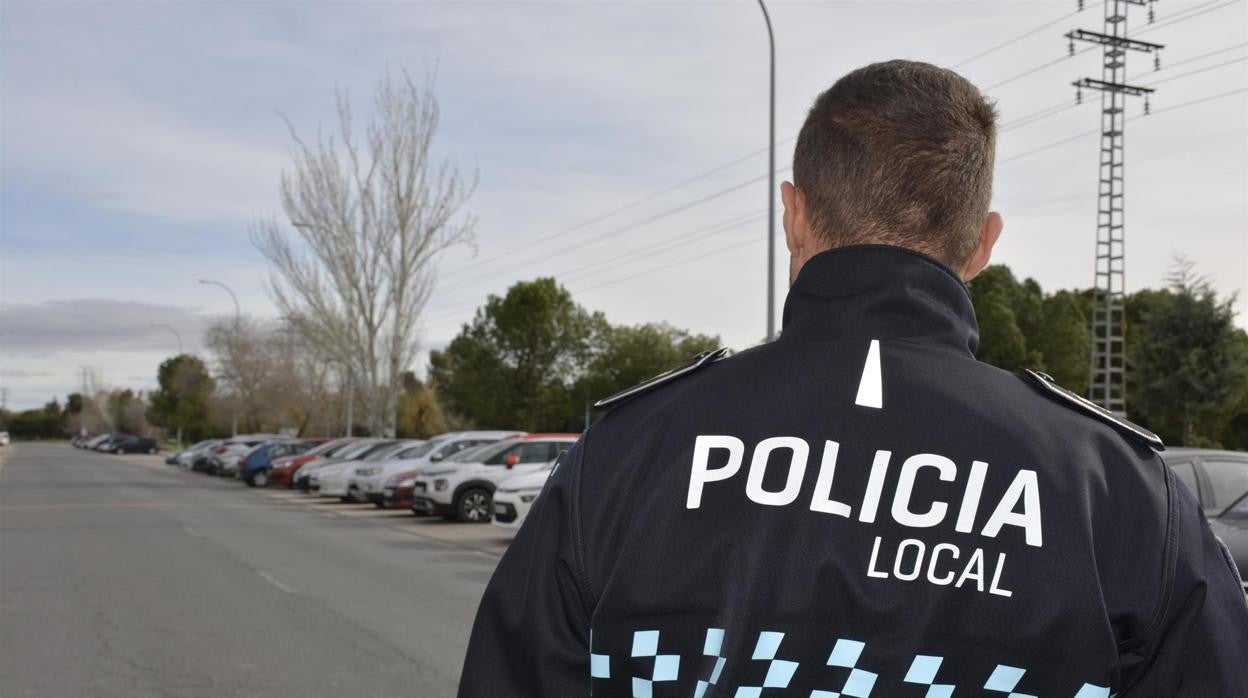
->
[268, 437, 358, 488]
[380, 469, 425, 511]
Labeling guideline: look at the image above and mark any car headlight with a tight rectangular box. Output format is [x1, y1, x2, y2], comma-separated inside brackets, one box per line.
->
[434, 479, 448, 491]
[397, 478, 416, 488]
[519, 489, 541, 503]
[357, 467, 381, 476]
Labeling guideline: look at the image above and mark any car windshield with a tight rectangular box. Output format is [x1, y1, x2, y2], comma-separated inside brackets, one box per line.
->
[304, 440, 344, 457]
[396, 441, 441, 459]
[353, 441, 399, 460]
[331, 441, 378, 460]
[448, 440, 515, 463]
[367, 441, 416, 461]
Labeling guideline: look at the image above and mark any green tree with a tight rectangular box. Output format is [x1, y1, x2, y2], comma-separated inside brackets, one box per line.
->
[4, 400, 65, 439]
[1031, 291, 1090, 394]
[575, 323, 721, 410]
[147, 355, 216, 443]
[429, 278, 600, 431]
[969, 265, 1043, 372]
[1129, 261, 1248, 446]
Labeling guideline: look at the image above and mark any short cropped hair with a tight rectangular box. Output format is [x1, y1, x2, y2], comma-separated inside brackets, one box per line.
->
[792, 60, 998, 268]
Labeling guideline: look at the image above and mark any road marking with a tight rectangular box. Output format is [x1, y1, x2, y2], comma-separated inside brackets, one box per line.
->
[257, 570, 299, 595]
[183, 526, 204, 538]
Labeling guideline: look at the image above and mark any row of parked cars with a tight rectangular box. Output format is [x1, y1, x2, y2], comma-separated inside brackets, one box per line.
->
[75, 429, 1248, 592]
[151, 429, 579, 527]
[72, 432, 161, 454]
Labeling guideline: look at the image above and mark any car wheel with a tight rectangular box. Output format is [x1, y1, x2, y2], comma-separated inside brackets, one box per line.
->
[253, 470, 268, 488]
[456, 488, 492, 523]
[114, 448, 123, 455]
[373, 501, 385, 509]
[148, 448, 156, 454]
[339, 495, 352, 503]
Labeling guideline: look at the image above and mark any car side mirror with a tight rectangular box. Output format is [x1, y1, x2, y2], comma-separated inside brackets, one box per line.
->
[504, 454, 520, 468]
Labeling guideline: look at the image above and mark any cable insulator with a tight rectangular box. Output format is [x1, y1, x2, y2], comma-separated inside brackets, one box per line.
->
[1078, 0, 1084, 10]
[1144, 96, 1151, 115]
[1069, 38, 1076, 56]
[1076, 86, 1083, 104]
[1154, 54, 1161, 71]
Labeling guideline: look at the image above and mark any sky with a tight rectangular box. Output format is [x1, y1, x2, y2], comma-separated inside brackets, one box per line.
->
[1, 0, 1245, 410]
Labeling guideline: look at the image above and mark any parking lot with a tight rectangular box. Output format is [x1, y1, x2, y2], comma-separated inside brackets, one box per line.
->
[0, 443, 510, 697]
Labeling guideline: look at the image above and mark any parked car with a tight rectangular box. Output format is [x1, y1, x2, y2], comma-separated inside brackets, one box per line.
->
[169, 442, 220, 469]
[269, 438, 359, 488]
[410, 434, 579, 522]
[207, 435, 284, 477]
[1163, 448, 1248, 593]
[492, 466, 555, 530]
[0, 431, 9, 447]
[239, 438, 326, 487]
[82, 434, 114, 450]
[95, 433, 136, 452]
[348, 431, 519, 507]
[166, 439, 217, 465]
[296, 439, 392, 492]
[108, 435, 160, 454]
[314, 440, 418, 500]
[380, 468, 427, 510]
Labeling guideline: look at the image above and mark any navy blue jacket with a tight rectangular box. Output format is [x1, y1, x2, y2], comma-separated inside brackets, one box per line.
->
[459, 245, 1248, 697]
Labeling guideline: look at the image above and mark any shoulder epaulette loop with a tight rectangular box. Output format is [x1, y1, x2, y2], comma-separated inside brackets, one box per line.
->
[593, 348, 730, 411]
[1021, 369, 1165, 452]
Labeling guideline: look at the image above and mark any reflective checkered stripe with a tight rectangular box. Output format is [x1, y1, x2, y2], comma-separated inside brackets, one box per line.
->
[588, 628, 1111, 697]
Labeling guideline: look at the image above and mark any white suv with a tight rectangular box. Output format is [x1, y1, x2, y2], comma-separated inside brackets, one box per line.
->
[347, 430, 519, 506]
[491, 467, 554, 530]
[410, 434, 578, 522]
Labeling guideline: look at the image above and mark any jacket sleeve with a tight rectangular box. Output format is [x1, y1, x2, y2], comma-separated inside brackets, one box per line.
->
[1121, 463, 1248, 696]
[457, 440, 594, 698]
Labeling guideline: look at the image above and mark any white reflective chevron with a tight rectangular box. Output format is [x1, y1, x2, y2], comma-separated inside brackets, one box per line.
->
[855, 339, 883, 409]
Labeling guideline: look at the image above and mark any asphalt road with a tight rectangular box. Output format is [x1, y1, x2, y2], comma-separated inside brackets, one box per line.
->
[0, 443, 508, 698]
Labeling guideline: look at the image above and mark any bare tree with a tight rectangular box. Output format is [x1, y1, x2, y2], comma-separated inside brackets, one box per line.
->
[253, 71, 475, 437]
[205, 317, 341, 435]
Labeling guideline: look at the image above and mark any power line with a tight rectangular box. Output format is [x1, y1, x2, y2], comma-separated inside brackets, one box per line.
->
[573, 236, 762, 296]
[434, 168, 787, 296]
[1143, 55, 1248, 86]
[425, 209, 768, 321]
[1000, 85, 1248, 163]
[979, 0, 1243, 95]
[1136, 0, 1244, 36]
[954, 4, 1097, 68]
[424, 85, 1246, 335]
[996, 41, 1248, 131]
[1134, 40, 1247, 76]
[438, 146, 772, 281]
[435, 4, 1242, 294]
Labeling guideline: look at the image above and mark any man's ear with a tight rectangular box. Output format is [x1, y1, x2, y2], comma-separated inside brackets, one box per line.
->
[961, 211, 1004, 281]
[781, 181, 810, 256]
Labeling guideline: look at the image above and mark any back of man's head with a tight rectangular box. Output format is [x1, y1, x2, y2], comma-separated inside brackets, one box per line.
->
[793, 60, 997, 269]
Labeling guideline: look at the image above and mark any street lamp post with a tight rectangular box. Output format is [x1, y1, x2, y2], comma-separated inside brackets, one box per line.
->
[757, 0, 777, 342]
[199, 278, 241, 437]
[151, 323, 184, 355]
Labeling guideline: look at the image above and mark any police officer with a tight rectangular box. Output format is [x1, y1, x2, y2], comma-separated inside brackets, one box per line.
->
[458, 60, 1248, 696]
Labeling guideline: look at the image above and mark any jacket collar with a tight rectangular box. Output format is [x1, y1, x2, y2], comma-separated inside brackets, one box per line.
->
[779, 245, 979, 357]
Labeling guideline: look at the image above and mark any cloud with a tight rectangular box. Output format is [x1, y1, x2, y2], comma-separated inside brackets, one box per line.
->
[0, 300, 206, 356]
[0, 368, 53, 379]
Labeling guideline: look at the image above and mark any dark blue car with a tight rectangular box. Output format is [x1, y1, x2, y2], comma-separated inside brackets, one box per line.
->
[239, 440, 322, 487]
